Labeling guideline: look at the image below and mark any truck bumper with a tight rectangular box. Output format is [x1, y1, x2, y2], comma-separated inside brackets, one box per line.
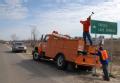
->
[75, 55, 101, 68]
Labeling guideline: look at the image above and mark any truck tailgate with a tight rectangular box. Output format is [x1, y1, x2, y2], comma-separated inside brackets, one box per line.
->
[75, 55, 101, 67]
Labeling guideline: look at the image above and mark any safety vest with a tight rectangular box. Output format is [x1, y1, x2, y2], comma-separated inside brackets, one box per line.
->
[101, 50, 108, 60]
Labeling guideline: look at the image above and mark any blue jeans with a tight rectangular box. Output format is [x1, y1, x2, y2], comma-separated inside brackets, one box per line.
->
[83, 32, 92, 45]
[102, 64, 110, 80]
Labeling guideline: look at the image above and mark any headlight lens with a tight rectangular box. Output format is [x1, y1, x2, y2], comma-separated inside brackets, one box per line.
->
[24, 47, 27, 49]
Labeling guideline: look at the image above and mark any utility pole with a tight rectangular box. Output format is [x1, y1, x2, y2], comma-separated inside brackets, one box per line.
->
[30, 25, 37, 48]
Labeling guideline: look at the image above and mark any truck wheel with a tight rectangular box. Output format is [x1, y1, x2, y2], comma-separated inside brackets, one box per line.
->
[33, 52, 39, 61]
[67, 62, 76, 72]
[56, 55, 67, 70]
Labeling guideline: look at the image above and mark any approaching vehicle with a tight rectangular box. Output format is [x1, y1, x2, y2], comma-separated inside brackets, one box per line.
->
[32, 31, 100, 70]
[12, 42, 27, 53]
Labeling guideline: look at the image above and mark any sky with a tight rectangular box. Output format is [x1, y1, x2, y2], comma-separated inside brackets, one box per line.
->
[0, 0, 120, 40]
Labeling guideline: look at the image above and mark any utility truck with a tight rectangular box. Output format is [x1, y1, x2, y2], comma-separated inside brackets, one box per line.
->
[32, 31, 100, 70]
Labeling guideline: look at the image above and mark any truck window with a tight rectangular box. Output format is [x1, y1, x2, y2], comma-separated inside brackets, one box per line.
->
[44, 35, 49, 42]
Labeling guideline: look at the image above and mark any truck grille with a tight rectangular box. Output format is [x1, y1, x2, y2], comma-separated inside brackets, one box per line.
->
[18, 47, 24, 49]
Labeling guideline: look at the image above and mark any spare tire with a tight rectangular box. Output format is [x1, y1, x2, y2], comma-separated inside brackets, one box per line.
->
[33, 52, 39, 61]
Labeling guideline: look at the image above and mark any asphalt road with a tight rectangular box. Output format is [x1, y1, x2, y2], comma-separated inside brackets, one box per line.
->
[0, 43, 120, 83]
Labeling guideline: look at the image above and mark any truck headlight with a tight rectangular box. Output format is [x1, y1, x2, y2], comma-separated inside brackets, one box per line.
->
[24, 47, 27, 49]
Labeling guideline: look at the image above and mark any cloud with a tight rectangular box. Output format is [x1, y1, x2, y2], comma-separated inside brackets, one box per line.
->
[91, 0, 120, 21]
[38, 0, 113, 7]
[1, 0, 120, 40]
[0, 0, 28, 20]
[39, 0, 120, 21]
[33, 0, 120, 37]
[0, 26, 33, 40]
[5, 0, 21, 6]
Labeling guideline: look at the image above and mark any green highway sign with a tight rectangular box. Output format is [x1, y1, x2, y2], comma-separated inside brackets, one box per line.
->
[91, 20, 117, 35]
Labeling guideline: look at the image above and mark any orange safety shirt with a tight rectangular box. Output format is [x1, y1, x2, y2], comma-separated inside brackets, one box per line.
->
[80, 17, 91, 32]
[101, 50, 108, 60]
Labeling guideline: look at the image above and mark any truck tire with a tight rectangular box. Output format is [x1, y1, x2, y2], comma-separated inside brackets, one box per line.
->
[67, 62, 76, 72]
[33, 52, 40, 61]
[56, 55, 67, 70]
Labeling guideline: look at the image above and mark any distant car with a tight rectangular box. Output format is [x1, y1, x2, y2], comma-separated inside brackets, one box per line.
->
[12, 42, 27, 53]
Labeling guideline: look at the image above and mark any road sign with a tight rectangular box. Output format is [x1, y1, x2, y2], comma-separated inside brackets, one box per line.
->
[91, 20, 117, 35]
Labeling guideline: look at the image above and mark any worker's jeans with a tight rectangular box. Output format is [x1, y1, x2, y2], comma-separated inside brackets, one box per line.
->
[83, 32, 92, 45]
[102, 64, 110, 80]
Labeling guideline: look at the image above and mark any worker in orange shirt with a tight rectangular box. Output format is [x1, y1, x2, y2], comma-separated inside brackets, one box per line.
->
[80, 16, 93, 45]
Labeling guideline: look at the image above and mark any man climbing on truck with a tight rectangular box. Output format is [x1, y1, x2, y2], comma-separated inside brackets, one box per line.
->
[80, 12, 94, 45]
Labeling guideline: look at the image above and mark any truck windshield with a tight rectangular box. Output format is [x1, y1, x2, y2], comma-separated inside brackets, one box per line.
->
[44, 35, 49, 42]
[15, 43, 23, 45]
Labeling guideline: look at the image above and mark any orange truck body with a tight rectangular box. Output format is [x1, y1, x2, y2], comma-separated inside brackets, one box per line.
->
[36, 32, 100, 68]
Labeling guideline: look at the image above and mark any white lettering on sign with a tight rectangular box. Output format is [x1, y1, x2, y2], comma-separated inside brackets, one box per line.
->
[106, 29, 115, 33]
[98, 23, 108, 28]
[98, 28, 105, 32]
[93, 25, 96, 28]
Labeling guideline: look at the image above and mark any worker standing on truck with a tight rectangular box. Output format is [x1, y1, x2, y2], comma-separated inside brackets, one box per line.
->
[96, 46, 110, 81]
[80, 16, 93, 45]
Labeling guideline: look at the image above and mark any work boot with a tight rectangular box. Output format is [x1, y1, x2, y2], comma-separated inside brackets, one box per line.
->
[103, 76, 110, 81]
[104, 78, 110, 81]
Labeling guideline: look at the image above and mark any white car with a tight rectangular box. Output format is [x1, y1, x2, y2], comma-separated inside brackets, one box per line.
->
[12, 42, 27, 53]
